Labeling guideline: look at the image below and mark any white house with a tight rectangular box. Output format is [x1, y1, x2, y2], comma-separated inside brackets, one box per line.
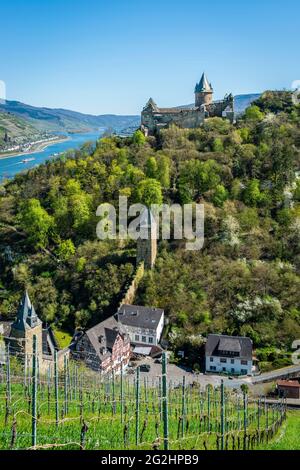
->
[117, 304, 164, 347]
[205, 334, 253, 376]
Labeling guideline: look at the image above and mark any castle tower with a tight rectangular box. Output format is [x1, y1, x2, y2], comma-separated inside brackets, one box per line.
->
[9, 291, 43, 359]
[195, 73, 213, 108]
[136, 208, 157, 269]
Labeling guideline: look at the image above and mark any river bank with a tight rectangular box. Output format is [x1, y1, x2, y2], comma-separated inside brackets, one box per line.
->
[0, 131, 102, 182]
[0, 135, 69, 160]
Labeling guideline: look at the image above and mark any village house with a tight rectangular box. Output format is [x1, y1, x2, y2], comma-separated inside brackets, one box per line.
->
[277, 380, 300, 399]
[71, 315, 131, 373]
[117, 304, 164, 347]
[205, 334, 253, 376]
[72, 303, 165, 372]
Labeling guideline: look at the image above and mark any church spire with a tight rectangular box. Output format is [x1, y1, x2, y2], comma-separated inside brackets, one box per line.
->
[12, 290, 41, 330]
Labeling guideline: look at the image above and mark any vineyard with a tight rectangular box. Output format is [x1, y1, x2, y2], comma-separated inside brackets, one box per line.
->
[0, 340, 287, 451]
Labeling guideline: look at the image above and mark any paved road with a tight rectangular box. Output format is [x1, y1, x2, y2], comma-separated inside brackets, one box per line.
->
[125, 356, 248, 389]
[125, 357, 300, 390]
[251, 364, 300, 384]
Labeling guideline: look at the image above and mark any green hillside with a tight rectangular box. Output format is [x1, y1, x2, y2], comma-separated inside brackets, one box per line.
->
[0, 111, 45, 150]
[0, 100, 140, 133]
[0, 91, 299, 371]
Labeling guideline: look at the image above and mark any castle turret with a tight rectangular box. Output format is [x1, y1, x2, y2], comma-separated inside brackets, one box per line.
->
[9, 291, 43, 358]
[195, 73, 213, 107]
[136, 209, 157, 269]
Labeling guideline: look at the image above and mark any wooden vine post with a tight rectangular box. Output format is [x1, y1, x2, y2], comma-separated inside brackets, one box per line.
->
[31, 335, 37, 447]
[220, 380, 225, 450]
[243, 390, 248, 450]
[6, 343, 11, 406]
[135, 366, 140, 446]
[54, 349, 59, 428]
[181, 376, 186, 438]
[162, 352, 169, 450]
[120, 364, 124, 423]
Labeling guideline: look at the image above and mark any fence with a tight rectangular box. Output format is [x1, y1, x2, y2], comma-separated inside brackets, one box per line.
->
[0, 337, 287, 450]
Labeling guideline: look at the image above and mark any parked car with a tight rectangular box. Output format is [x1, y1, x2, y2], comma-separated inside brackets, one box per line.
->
[140, 364, 151, 372]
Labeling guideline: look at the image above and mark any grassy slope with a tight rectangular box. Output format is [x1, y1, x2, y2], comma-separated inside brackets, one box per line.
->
[261, 411, 300, 450]
[52, 327, 73, 349]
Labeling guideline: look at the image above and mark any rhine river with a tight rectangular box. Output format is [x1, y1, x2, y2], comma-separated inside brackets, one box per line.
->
[0, 131, 102, 182]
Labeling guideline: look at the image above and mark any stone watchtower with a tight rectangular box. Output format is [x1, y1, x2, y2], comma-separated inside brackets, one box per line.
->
[9, 291, 43, 359]
[136, 209, 157, 269]
[195, 73, 213, 108]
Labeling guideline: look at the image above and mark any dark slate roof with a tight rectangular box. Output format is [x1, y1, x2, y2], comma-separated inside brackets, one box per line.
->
[11, 291, 41, 331]
[85, 316, 129, 361]
[195, 73, 213, 93]
[143, 98, 158, 111]
[117, 304, 164, 330]
[218, 337, 241, 353]
[205, 334, 252, 360]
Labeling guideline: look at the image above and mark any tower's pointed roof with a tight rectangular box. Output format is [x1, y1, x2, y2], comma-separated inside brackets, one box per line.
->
[12, 291, 41, 331]
[195, 73, 213, 93]
[144, 98, 158, 111]
[138, 208, 157, 239]
[139, 208, 157, 229]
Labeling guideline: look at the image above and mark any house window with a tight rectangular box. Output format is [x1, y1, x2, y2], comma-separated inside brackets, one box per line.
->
[210, 366, 216, 371]
[222, 367, 226, 372]
[220, 358, 227, 363]
[135, 335, 139, 342]
[210, 357, 214, 362]
[241, 369, 247, 375]
[241, 360, 248, 365]
[142, 336, 147, 343]
[231, 359, 235, 364]
[231, 368, 235, 373]
[148, 337, 154, 344]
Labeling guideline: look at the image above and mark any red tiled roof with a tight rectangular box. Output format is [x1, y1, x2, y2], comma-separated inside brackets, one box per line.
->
[277, 380, 300, 388]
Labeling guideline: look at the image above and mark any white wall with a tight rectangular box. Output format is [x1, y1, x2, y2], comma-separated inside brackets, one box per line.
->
[206, 355, 252, 376]
[121, 313, 164, 346]
[156, 312, 164, 343]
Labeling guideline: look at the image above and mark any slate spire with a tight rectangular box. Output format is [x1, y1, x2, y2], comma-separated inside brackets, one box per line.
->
[12, 291, 41, 330]
[195, 73, 213, 93]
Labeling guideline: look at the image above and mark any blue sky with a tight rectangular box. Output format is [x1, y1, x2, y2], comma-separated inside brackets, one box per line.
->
[0, 0, 299, 114]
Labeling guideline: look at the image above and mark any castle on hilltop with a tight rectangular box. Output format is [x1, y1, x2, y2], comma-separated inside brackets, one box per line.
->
[141, 73, 234, 135]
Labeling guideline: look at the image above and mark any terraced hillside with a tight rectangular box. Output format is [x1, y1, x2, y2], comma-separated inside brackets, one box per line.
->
[0, 112, 46, 151]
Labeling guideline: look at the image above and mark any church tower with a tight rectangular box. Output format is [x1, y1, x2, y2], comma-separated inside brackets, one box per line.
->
[195, 73, 213, 107]
[136, 209, 157, 269]
[9, 291, 43, 358]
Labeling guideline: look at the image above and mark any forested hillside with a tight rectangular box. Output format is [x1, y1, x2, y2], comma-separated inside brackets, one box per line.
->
[0, 91, 299, 369]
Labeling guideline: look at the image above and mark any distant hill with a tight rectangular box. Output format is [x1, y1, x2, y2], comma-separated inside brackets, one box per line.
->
[178, 93, 261, 114]
[0, 100, 140, 133]
[234, 93, 261, 114]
